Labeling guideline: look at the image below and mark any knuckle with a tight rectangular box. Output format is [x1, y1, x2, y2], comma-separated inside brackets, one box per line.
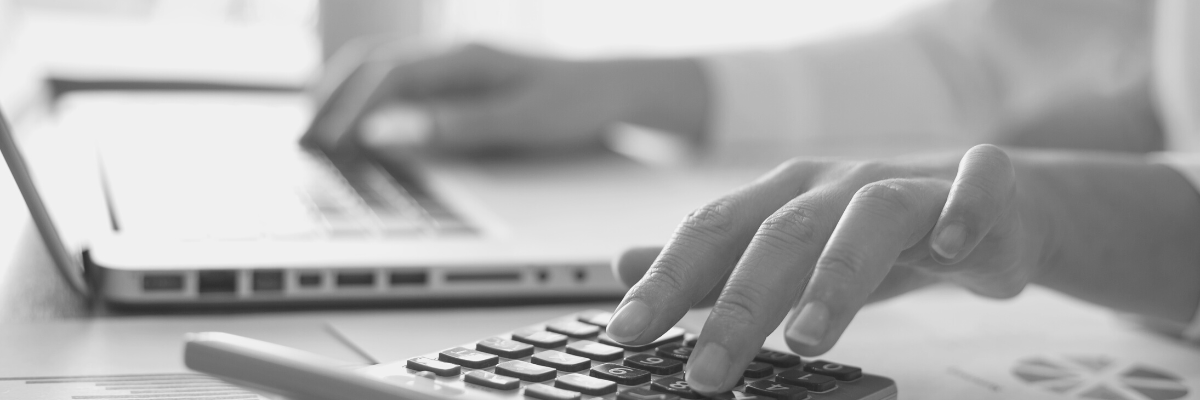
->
[816, 251, 866, 287]
[641, 254, 694, 294]
[847, 161, 889, 181]
[756, 204, 824, 251]
[712, 279, 777, 325]
[766, 157, 821, 188]
[854, 180, 918, 217]
[779, 157, 818, 174]
[678, 199, 740, 242]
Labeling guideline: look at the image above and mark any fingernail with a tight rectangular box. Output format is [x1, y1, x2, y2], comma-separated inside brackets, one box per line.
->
[786, 302, 829, 347]
[606, 300, 652, 342]
[686, 342, 731, 393]
[932, 223, 966, 259]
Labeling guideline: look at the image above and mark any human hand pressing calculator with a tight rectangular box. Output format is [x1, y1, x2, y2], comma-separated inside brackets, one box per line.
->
[185, 310, 897, 400]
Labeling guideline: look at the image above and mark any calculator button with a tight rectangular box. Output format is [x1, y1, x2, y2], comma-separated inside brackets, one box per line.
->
[623, 353, 684, 375]
[513, 328, 569, 348]
[496, 360, 558, 382]
[577, 310, 612, 327]
[546, 321, 600, 339]
[525, 383, 582, 400]
[477, 337, 535, 359]
[531, 350, 591, 372]
[590, 363, 652, 385]
[754, 349, 801, 368]
[745, 380, 808, 400]
[804, 360, 862, 381]
[565, 340, 623, 362]
[650, 376, 703, 399]
[619, 387, 681, 400]
[555, 373, 618, 396]
[709, 391, 766, 400]
[743, 361, 774, 378]
[382, 374, 466, 396]
[775, 370, 837, 391]
[655, 343, 694, 361]
[406, 357, 461, 377]
[438, 347, 499, 369]
[464, 370, 520, 390]
[600, 327, 686, 352]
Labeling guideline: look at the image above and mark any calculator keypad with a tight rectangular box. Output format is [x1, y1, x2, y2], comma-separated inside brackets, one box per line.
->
[438, 347, 499, 369]
[464, 370, 521, 390]
[495, 360, 557, 382]
[565, 340, 624, 362]
[532, 350, 591, 372]
[385, 310, 896, 400]
[513, 329, 569, 348]
[555, 373, 618, 396]
[623, 353, 683, 375]
[477, 337, 535, 359]
[590, 363, 652, 385]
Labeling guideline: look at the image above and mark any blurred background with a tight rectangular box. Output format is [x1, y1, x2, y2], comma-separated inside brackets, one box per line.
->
[0, 0, 939, 271]
[0, 0, 939, 113]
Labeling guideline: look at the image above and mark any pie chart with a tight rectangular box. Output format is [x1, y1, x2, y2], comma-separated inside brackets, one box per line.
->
[1012, 355, 1190, 400]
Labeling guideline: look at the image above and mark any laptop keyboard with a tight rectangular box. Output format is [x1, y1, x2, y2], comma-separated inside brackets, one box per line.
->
[276, 151, 475, 239]
[359, 310, 898, 400]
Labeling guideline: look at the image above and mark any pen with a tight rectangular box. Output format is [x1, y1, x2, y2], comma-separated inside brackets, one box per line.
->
[185, 332, 446, 400]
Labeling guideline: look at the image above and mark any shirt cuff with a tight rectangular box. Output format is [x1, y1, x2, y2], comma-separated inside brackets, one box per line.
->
[1147, 151, 1200, 341]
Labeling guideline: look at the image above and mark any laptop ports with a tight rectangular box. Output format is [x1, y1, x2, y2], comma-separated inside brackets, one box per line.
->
[389, 271, 428, 286]
[336, 271, 376, 288]
[197, 270, 238, 295]
[297, 272, 323, 288]
[444, 271, 521, 283]
[252, 270, 285, 293]
[142, 274, 184, 292]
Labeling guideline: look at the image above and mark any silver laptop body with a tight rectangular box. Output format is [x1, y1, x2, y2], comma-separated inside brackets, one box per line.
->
[2, 92, 754, 306]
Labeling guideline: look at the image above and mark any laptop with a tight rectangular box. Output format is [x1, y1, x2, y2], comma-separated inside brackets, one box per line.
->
[0, 90, 758, 306]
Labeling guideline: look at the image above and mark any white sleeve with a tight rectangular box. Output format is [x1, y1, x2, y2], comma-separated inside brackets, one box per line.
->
[1146, 153, 1200, 342]
[702, 28, 990, 152]
[702, 0, 1154, 153]
[1152, 0, 1200, 342]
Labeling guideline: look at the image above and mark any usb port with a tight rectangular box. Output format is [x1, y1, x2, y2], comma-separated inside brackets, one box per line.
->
[142, 274, 184, 292]
[389, 271, 428, 286]
[337, 271, 375, 287]
[253, 270, 285, 292]
[198, 270, 238, 294]
[297, 272, 322, 288]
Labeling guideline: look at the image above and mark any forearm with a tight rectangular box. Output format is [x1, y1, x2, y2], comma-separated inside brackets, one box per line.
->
[580, 57, 709, 143]
[1019, 150, 1200, 323]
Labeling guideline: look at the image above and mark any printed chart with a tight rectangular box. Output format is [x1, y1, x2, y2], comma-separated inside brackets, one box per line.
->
[1013, 355, 1189, 400]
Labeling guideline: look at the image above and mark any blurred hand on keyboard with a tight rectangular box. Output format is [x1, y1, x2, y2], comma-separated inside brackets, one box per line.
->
[308, 40, 707, 154]
[607, 144, 1052, 394]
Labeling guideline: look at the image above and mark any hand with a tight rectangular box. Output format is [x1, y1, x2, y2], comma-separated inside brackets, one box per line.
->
[306, 40, 707, 154]
[606, 144, 1053, 394]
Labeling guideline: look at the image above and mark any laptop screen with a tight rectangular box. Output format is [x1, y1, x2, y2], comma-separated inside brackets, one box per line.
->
[0, 104, 90, 295]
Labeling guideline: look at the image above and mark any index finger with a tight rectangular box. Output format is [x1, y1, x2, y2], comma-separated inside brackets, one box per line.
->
[302, 57, 399, 151]
[606, 160, 824, 345]
[784, 178, 949, 355]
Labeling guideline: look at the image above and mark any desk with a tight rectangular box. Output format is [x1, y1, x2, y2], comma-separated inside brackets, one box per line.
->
[3, 142, 1200, 400]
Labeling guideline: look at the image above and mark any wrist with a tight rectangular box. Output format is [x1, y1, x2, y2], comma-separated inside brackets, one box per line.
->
[595, 57, 710, 144]
[1010, 153, 1067, 287]
[1013, 150, 1200, 323]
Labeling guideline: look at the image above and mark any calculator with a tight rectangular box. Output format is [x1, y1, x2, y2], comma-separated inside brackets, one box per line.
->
[355, 309, 897, 400]
[185, 310, 897, 400]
